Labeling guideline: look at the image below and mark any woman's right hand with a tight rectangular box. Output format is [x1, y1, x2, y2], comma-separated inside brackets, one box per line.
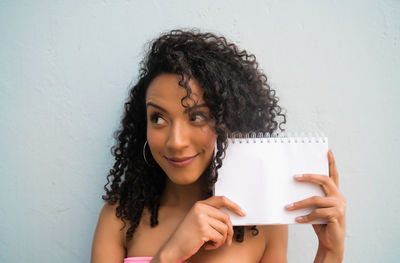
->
[152, 195, 245, 263]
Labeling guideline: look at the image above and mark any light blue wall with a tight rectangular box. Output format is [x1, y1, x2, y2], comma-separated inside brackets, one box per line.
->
[1, 0, 399, 262]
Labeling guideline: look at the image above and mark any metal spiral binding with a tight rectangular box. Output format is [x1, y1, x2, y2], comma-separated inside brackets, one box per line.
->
[229, 131, 327, 144]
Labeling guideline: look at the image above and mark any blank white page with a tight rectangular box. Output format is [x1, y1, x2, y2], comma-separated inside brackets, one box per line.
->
[214, 136, 329, 225]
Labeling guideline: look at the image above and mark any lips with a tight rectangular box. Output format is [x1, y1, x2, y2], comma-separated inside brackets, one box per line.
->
[165, 153, 199, 168]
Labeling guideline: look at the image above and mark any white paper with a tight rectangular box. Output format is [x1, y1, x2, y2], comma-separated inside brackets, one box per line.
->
[214, 136, 329, 225]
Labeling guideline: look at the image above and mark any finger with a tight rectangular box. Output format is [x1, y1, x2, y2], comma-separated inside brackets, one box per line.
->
[203, 206, 234, 246]
[295, 173, 338, 196]
[192, 202, 234, 246]
[285, 196, 336, 211]
[203, 224, 225, 250]
[295, 207, 339, 224]
[328, 150, 339, 187]
[201, 196, 245, 217]
[206, 216, 229, 248]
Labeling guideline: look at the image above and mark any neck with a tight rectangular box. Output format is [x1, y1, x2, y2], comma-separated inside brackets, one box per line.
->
[160, 174, 208, 211]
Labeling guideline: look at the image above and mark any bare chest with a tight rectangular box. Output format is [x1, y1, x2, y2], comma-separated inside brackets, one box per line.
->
[125, 209, 265, 263]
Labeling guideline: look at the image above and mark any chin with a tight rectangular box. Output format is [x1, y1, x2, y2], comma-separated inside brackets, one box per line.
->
[165, 171, 203, 185]
[169, 176, 201, 185]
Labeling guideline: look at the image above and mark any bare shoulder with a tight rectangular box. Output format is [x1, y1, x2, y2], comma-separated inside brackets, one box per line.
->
[258, 225, 288, 244]
[91, 202, 127, 263]
[99, 203, 125, 226]
[258, 225, 288, 263]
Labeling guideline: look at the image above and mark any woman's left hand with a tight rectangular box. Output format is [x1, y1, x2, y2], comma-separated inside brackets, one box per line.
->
[285, 150, 346, 258]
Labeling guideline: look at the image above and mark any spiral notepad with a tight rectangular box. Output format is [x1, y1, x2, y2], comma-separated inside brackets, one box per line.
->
[214, 132, 329, 225]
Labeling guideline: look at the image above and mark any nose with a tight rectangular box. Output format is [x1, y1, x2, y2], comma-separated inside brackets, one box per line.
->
[166, 121, 189, 152]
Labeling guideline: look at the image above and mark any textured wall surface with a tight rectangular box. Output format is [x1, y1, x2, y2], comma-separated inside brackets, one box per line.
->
[1, 0, 399, 262]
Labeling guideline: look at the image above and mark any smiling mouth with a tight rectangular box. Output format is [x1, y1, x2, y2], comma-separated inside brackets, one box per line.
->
[165, 154, 200, 168]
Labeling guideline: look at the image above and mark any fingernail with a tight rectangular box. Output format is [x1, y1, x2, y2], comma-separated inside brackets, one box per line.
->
[295, 216, 304, 222]
[285, 203, 294, 210]
[294, 174, 303, 178]
[228, 239, 232, 246]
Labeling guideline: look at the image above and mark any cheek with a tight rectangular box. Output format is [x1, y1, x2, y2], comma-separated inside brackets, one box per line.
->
[199, 126, 217, 150]
[147, 127, 163, 153]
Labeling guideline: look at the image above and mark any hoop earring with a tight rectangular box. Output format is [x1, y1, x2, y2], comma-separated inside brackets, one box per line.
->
[143, 140, 151, 167]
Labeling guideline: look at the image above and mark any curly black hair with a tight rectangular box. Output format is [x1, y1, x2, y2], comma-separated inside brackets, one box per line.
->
[102, 28, 286, 245]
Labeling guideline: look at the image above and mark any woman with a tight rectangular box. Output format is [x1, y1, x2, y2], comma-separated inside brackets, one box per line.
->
[91, 29, 346, 263]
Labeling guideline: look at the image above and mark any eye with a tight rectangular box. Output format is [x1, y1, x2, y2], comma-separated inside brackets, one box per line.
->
[149, 112, 166, 125]
[189, 111, 208, 123]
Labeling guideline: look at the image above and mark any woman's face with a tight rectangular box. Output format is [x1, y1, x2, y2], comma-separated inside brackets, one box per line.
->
[145, 73, 217, 185]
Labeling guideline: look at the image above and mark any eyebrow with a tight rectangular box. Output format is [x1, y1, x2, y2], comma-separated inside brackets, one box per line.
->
[146, 102, 168, 113]
[146, 102, 209, 114]
[185, 103, 208, 113]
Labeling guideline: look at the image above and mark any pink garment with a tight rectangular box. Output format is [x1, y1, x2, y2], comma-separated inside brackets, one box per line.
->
[124, 257, 187, 263]
[124, 257, 153, 263]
